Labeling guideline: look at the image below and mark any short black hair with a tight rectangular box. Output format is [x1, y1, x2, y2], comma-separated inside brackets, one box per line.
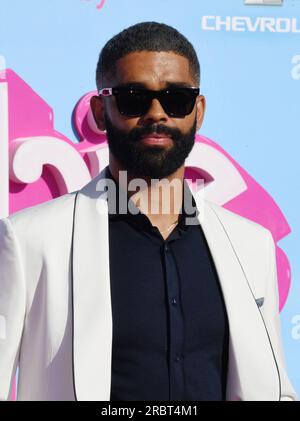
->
[96, 21, 200, 90]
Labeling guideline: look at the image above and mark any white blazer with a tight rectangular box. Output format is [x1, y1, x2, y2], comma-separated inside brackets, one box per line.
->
[0, 166, 297, 401]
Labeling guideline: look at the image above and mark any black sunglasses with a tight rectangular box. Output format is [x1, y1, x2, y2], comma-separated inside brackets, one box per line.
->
[98, 85, 200, 118]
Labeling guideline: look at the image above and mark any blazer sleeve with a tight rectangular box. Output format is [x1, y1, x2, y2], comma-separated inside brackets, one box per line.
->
[262, 230, 298, 401]
[0, 218, 26, 401]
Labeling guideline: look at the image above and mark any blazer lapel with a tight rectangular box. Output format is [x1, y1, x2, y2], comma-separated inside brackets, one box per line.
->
[72, 167, 113, 401]
[194, 193, 280, 401]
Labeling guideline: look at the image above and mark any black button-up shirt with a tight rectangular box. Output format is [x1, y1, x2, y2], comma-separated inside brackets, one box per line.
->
[106, 167, 229, 401]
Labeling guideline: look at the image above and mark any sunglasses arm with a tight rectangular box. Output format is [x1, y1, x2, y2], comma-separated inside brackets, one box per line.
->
[98, 88, 113, 97]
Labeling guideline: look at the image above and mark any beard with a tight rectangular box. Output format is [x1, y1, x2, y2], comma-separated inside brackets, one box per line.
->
[104, 113, 197, 179]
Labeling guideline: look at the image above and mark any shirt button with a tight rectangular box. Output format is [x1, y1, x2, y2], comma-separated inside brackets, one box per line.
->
[175, 354, 183, 362]
[171, 297, 177, 306]
[164, 243, 169, 252]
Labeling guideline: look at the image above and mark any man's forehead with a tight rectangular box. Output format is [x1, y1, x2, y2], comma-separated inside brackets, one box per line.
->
[112, 51, 195, 86]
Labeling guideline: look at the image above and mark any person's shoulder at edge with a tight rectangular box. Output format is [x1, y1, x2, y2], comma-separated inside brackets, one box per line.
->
[1, 191, 77, 239]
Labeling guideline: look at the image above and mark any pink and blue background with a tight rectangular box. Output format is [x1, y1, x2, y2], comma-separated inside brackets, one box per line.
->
[0, 0, 299, 398]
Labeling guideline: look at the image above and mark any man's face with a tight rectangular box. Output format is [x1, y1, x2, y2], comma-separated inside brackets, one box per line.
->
[91, 51, 205, 178]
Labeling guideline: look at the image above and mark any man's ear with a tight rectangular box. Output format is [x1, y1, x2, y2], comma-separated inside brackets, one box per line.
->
[90, 95, 106, 131]
[195, 95, 206, 131]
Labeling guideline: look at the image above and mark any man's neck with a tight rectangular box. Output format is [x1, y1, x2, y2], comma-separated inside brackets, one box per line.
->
[108, 160, 185, 236]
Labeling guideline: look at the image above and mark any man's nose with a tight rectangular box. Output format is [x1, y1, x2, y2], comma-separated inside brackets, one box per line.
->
[141, 98, 168, 124]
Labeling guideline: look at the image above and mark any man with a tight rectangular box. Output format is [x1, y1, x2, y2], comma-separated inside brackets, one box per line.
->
[0, 22, 297, 401]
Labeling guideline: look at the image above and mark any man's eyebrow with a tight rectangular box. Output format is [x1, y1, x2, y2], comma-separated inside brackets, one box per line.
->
[115, 81, 197, 89]
[165, 81, 197, 88]
[115, 82, 147, 88]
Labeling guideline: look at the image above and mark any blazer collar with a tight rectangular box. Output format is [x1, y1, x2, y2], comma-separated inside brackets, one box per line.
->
[71, 166, 280, 401]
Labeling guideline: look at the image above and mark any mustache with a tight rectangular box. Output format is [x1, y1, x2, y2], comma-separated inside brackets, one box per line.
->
[128, 124, 182, 142]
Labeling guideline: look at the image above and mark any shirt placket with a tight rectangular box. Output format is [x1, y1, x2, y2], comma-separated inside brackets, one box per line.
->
[163, 240, 185, 400]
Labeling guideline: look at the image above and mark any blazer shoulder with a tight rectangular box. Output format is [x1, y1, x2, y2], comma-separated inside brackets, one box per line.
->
[204, 199, 272, 240]
[5, 191, 77, 238]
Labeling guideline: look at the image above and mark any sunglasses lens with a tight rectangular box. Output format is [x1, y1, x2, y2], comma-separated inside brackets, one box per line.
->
[161, 89, 197, 117]
[113, 87, 199, 117]
[115, 89, 150, 117]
